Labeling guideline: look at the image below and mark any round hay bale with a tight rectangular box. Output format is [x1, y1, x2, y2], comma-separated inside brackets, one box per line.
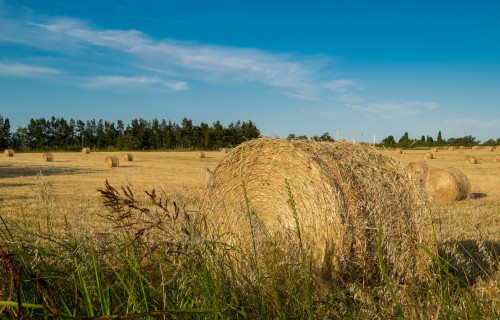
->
[425, 168, 470, 202]
[198, 151, 206, 159]
[395, 148, 403, 155]
[465, 156, 477, 164]
[494, 155, 500, 163]
[471, 146, 479, 150]
[122, 153, 134, 161]
[82, 147, 90, 154]
[459, 146, 465, 150]
[486, 146, 494, 152]
[104, 156, 120, 168]
[201, 138, 431, 285]
[43, 152, 54, 162]
[424, 152, 434, 160]
[3, 149, 14, 157]
[447, 146, 455, 151]
[431, 148, 438, 152]
[220, 148, 228, 154]
[405, 161, 429, 186]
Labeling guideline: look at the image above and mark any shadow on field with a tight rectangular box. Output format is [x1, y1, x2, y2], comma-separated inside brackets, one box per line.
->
[470, 192, 487, 199]
[438, 239, 499, 286]
[0, 164, 97, 179]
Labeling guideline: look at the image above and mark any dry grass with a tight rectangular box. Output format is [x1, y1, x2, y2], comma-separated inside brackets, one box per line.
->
[202, 138, 431, 284]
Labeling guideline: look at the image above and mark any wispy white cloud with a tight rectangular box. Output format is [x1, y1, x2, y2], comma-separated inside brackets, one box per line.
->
[0, 61, 61, 77]
[323, 79, 355, 92]
[82, 75, 189, 91]
[0, 11, 329, 96]
[346, 101, 439, 119]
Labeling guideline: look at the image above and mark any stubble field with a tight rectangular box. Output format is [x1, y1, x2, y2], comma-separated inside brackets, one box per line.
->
[0, 145, 498, 318]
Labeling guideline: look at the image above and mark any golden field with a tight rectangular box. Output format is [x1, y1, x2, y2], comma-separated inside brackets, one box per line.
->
[1, 147, 498, 241]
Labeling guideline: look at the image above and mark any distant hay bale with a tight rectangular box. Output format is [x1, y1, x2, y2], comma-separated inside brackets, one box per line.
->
[395, 148, 403, 155]
[198, 152, 206, 158]
[465, 156, 477, 164]
[122, 153, 134, 161]
[447, 146, 455, 151]
[494, 155, 500, 163]
[426, 168, 470, 202]
[459, 146, 465, 150]
[220, 148, 228, 154]
[486, 146, 494, 152]
[43, 152, 54, 162]
[3, 149, 14, 157]
[201, 138, 431, 285]
[405, 161, 429, 186]
[431, 148, 438, 152]
[472, 146, 479, 150]
[104, 156, 120, 168]
[82, 147, 90, 154]
[424, 152, 434, 160]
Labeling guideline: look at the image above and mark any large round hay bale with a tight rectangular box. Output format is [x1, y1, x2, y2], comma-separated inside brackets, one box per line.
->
[465, 156, 477, 164]
[201, 138, 431, 285]
[43, 152, 54, 162]
[424, 152, 434, 160]
[104, 156, 120, 168]
[425, 168, 470, 202]
[82, 147, 90, 154]
[3, 149, 14, 157]
[405, 161, 429, 186]
[122, 153, 134, 161]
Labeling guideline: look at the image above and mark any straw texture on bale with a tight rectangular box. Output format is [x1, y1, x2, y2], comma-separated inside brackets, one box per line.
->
[104, 156, 120, 168]
[425, 168, 470, 202]
[198, 152, 206, 158]
[465, 156, 477, 164]
[122, 153, 134, 161]
[43, 152, 54, 162]
[201, 138, 431, 284]
[82, 147, 90, 154]
[405, 161, 429, 187]
[424, 152, 434, 160]
[3, 149, 14, 157]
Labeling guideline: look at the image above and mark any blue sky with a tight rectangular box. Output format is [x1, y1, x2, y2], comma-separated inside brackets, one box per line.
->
[0, 0, 499, 142]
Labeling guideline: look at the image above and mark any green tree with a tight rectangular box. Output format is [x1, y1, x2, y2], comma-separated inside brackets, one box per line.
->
[381, 135, 396, 146]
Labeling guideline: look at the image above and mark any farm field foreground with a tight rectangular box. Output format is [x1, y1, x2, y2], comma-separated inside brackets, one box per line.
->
[0, 145, 499, 318]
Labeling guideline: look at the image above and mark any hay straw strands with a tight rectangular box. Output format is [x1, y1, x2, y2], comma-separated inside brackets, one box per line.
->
[426, 168, 470, 202]
[122, 153, 134, 162]
[465, 156, 478, 164]
[405, 161, 429, 186]
[3, 149, 14, 157]
[43, 152, 54, 162]
[104, 156, 120, 168]
[201, 138, 431, 285]
[424, 152, 434, 160]
[198, 152, 206, 158]
[82, 147, 91, 154]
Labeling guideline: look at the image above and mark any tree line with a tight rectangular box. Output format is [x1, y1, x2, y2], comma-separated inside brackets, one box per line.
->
[379, 131, 499, 148]
[0, 115, 260, 151]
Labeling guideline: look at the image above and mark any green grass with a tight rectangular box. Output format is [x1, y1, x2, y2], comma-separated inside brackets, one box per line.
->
[0, 181, 498, 319]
